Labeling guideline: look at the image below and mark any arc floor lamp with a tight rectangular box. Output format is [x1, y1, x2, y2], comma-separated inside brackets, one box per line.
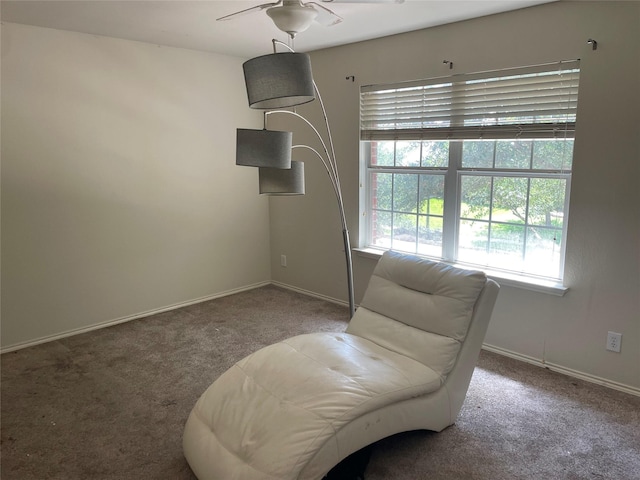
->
[235, 39, 355, 318]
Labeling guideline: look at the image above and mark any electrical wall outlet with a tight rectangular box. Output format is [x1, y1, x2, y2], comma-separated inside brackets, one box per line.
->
[606, 331, 622, 353]
[280, 255, 287, 267]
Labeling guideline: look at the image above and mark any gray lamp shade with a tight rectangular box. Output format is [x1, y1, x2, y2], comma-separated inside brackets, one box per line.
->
[243, 53, 315, 109]
[259, 161, 305, 195]
[236, 128, 292, 169]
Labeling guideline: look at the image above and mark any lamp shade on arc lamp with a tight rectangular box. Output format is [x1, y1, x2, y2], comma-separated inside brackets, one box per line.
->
[243, 53, 315, 109]
[236, 128, 293, 169]
[259, 161, 305, 195]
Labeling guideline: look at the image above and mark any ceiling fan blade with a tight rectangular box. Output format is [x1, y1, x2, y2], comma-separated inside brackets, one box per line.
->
[217, 1, 282, 21]
[321, 0, 404, 3]
[306, 2, 343, 27]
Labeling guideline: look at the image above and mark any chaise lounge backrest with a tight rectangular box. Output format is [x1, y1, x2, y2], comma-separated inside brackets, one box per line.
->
[347, 251, 491, 379]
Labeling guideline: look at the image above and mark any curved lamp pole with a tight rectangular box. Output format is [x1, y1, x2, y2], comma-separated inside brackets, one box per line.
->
[267, 112, 355, 319]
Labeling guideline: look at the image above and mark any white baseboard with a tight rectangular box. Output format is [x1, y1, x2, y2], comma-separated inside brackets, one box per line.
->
[271, 281, 352, 310]
[482, 344, 640, 397]
[0, 281, 271, 354]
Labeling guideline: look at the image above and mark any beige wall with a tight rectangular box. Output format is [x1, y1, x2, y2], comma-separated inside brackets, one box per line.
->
[269, 1, 640, 391]
[1, 23, 269, 349]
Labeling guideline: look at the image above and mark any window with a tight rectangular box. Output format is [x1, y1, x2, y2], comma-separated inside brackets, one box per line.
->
[360, 61, 580, 282]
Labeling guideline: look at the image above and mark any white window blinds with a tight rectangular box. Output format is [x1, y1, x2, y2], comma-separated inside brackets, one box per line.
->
[360, 60, 580, 141]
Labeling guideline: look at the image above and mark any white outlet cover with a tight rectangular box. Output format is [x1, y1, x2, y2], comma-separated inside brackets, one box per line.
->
[606, 331, 622, 353]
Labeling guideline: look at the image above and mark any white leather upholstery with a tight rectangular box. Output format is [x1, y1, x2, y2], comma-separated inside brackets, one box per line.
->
[347, 251, 487, 377]
[184, 333, 442, 480]
[183, 251, 499, 480]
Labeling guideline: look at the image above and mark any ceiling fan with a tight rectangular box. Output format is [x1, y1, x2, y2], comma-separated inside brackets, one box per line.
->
[217, 0, 405, 38]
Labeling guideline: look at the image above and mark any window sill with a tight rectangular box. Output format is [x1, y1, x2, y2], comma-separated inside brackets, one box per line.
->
[353, 247, 569, 297]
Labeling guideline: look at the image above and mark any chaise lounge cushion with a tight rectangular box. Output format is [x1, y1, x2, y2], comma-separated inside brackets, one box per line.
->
[184, 332, 442, 480]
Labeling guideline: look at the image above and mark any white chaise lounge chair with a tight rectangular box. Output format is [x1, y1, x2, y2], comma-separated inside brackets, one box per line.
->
[183, 251, 499, 480]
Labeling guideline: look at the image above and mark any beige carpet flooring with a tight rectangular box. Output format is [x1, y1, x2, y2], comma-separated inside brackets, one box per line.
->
[2, 285, 639, 479]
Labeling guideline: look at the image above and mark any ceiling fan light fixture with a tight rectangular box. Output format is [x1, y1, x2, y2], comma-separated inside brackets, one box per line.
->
[266, 4, 318, 37]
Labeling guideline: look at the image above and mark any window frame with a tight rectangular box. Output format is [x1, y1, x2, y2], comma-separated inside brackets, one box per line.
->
[359, 138, 574, 295]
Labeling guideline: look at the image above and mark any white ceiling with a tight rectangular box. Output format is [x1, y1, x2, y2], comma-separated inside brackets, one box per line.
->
[0, 0, 554, 58]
